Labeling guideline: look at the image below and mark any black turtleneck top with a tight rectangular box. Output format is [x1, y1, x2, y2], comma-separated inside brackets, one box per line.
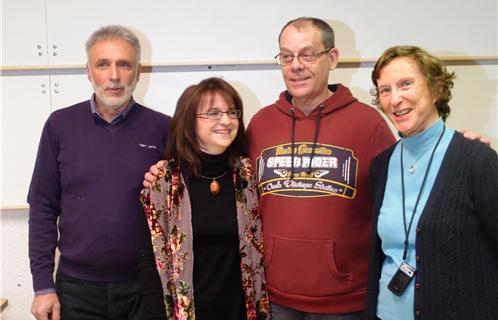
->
[138, 152, 246, 320]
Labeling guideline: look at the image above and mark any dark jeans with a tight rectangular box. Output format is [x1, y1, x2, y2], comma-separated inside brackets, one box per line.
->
[271, 303, 363, 320]
[55, 270, 143, 320]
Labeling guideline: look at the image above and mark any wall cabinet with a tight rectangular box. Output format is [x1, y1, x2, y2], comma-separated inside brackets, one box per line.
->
[1, 0, 497, 208]
[1, 76, 51, 206]
[1, 1, 91, 207]
[2, 0, 48, 67]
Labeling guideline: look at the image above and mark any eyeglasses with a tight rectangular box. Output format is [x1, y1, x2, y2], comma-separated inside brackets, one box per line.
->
[274, 48, 332, 66]
[196, 109, 241, 120]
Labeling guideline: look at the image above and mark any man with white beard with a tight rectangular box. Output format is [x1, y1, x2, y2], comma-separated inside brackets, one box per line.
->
[27, 25, 171, 320]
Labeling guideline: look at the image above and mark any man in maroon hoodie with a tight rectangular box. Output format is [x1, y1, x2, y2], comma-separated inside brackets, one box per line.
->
[245, 17, 395, 319]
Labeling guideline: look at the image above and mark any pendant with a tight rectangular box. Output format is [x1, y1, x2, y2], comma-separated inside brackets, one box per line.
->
[409, 164, 416, 174]
[209, 179, 221, 195]
[200, 171, 227, 195]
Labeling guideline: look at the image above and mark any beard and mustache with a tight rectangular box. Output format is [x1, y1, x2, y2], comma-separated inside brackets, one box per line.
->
[89, 74, 138, 111]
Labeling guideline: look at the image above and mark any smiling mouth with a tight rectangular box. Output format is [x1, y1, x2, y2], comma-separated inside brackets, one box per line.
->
[213, 129, 232, 134]
[394, 109, 412, 117]
[291, 76, 310, 83]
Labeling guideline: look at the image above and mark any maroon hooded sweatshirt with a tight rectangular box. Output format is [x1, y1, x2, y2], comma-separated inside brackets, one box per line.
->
[246, 84, 395, 313]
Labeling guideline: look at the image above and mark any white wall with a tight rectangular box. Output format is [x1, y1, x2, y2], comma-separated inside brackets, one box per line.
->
[1, 210, 30, 319]
[1, 0, 497, 319]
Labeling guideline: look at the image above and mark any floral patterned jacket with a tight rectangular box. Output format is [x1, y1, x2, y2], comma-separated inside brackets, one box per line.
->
[140, 157, 270, 320]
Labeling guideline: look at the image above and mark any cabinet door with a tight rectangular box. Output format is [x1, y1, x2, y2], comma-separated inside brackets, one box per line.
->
[44, 0, 279, 65]
[45, 0, 150, 66]
[50, 74, 93, 111]
[1, 0, 48, 67]
[1, 75, 51, 207]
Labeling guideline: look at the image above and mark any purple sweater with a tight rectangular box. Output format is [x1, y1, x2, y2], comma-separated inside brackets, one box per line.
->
[27, 100, 171, 292]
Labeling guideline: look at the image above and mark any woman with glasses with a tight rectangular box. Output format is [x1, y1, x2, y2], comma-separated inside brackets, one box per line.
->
[138, 77, 270, 320]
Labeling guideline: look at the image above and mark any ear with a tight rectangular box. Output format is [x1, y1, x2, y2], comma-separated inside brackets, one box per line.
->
[136, 63, 142, 82]
[432, 80, 444, 105]
[328, 48, 340, 71]
[431, 89, 441, 106]
[85, 63, 92, 82]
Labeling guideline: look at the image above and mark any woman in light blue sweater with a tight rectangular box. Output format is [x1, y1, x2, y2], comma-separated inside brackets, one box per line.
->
[364, 46, 498, 320]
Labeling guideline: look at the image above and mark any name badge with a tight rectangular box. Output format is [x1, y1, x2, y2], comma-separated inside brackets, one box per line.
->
[387, 262, 416, 296]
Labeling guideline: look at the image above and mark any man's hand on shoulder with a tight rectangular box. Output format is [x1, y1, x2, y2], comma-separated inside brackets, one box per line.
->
[143, 160, 167, 188]
[461, 129, 491, 145]
[31, 293, 60, 320]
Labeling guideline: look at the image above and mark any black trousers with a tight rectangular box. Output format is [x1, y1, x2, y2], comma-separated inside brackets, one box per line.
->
[55, 270, 143, 320]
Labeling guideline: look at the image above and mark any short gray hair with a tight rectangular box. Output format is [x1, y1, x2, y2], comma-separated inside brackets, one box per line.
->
[85, 25, 141, 64]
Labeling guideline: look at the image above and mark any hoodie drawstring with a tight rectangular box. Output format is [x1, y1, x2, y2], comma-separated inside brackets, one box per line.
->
[290, 108, 295, 179]
[290, 105, 324, 179]
[306, 104, 324, 174]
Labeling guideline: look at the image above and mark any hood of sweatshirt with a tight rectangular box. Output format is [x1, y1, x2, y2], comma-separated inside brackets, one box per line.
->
[273, 84, 358, 177]
[274, 84, 357, 119]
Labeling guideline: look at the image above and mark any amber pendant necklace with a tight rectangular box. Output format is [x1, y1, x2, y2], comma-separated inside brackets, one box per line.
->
[199, 171, 228, 195]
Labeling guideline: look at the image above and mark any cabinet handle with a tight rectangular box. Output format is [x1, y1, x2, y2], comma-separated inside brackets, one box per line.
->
[51, 44, 58, 57]
[37, 44, 44, 56]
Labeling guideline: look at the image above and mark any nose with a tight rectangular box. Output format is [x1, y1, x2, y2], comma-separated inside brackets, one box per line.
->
[290, 54, 304, 69]
[390, 88, 402, 106]
[109, 64, 119, 81]
[218, 112, 232, 123]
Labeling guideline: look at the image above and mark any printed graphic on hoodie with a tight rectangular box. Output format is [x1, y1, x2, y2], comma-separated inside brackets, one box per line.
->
[256, 142, 358, 198]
